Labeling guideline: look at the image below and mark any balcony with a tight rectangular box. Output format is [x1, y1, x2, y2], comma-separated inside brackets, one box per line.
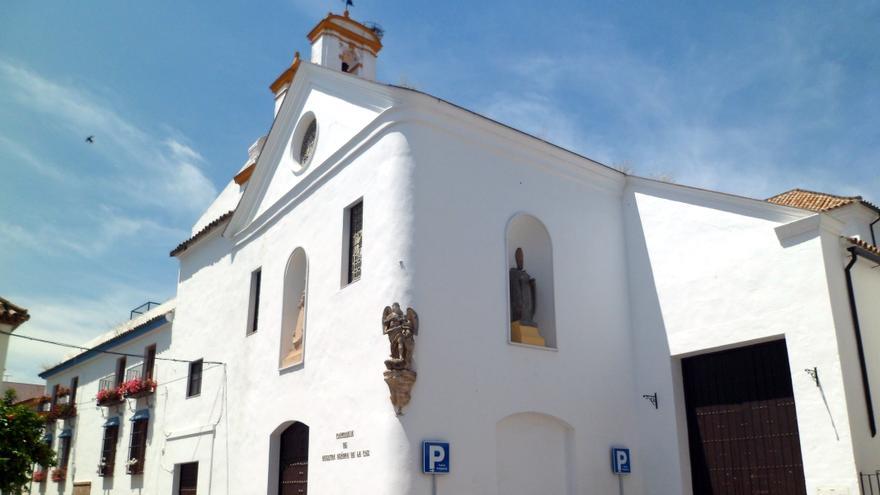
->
[96, 376, 123, 406]
[120, 364, 156, 399]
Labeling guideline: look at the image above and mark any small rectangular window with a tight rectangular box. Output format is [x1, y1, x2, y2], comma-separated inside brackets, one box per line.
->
[247, 269, 262, 334]
[178, 462, 199, 495]
[59, 435, 72, 468]
[69, 377, 78, 405]
[345, 200, 363, 284]
[144, 345, 156, 380]
[115, 357, 126, 387]
[127, 419, 149, 474]
[187, 360, 203, 398]
[99, 425, 119, 477]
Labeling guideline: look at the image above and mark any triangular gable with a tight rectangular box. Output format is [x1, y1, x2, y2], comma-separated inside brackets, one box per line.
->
[225, 62, 395, 238]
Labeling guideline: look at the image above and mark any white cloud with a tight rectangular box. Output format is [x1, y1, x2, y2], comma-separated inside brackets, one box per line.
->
[0, 207, 187, 259]
[478, 14, 876, 201]
[4, 287, 167, 384]
[0, 59, 218, 215]
[0, 135, 70, 183]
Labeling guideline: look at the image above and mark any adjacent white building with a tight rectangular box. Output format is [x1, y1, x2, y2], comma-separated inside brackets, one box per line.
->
[31, 10, 880, 495]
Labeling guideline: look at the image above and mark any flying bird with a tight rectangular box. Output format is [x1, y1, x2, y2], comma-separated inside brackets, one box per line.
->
[85, 135, 95, 143]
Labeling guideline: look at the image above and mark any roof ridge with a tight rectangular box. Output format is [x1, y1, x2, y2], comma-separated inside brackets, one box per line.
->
[768, 188, 863, 201]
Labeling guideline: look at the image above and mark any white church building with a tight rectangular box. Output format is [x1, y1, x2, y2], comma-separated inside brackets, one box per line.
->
[31, 10, 880, 495]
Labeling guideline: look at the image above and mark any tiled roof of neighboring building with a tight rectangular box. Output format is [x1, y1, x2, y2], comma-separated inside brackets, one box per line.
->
[169, 210, 234, 257]
[1, 381, 45, 403]
[768, 189, 880, 213]
[0, 296, 30, 328]
[845, 237, 880, 258]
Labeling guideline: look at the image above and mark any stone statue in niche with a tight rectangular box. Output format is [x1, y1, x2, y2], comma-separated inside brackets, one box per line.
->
[382, 303, 418, 415]
[509, 247, 546, 346]
[509, 247, 537, 325]
[282, 291, 305, 367]
[339, 42, 362, 74]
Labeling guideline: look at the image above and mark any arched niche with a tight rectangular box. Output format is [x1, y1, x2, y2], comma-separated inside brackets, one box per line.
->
[280, 248, 308, 369]
[496, 412, 574, 495]
[506, 214, 556, 348]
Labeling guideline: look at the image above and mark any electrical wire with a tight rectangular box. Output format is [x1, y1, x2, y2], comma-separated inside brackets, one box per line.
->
[0, 329, 224, 365]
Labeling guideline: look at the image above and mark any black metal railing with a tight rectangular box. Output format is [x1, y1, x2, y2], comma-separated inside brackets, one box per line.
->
[129, 301, 160, 319]
[862, 471, 880, 495]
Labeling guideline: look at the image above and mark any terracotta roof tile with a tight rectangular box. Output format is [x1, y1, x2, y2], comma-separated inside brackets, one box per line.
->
[845, 237, 880, 258]
[169, 210, 234, 257]
[768, 189, 861, 212]
[0, 297, 30, 327]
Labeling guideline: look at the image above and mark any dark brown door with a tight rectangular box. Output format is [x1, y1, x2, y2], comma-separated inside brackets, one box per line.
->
[683, 340, 807, 495]
[279, 422, 309, 495]
[178, 462, 198, 495]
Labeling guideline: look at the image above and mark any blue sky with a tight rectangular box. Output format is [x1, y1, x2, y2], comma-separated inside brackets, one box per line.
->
[2, 0, 878, 383]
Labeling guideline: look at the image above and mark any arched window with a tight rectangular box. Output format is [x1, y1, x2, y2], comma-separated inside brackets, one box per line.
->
[279, 422, 309, 495]
[280, 248, 308, 369]
[506, 214, 556, 348]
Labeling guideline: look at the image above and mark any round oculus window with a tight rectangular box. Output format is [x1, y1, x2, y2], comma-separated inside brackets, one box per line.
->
[298, 119, 317, 166]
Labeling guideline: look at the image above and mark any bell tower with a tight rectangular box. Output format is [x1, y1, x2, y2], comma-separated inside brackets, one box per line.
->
[307, 10, 383, 81]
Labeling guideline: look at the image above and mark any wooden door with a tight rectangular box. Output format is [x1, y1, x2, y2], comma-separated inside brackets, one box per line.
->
[178, 462, 198, 495]
[683, 340, 807, 494]
[279, 422, 309, 495]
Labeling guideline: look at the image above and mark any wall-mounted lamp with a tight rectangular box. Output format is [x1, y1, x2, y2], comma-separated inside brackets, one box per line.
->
[642, 393, 658, 409]
[805, 367, 819, 387]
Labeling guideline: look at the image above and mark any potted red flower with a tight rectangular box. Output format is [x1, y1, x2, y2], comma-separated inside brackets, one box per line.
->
[51, 467, 66, 482]
[32, 469, 47, 482]
[96, 387, 123, 406]
[120, 378, 157, 399]
[53, 403, 77, 419]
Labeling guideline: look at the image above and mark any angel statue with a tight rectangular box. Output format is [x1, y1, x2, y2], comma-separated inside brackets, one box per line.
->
[382, 303, 418, 370]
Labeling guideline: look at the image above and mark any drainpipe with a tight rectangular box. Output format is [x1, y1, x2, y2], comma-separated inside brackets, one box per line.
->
[870, 213, 879, 246]
[844, 245, 878, 437]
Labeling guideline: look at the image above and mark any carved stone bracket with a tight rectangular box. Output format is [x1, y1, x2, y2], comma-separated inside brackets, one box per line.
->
[383, 369, 416, 415]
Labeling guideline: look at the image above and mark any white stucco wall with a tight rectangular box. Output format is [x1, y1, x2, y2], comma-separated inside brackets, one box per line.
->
[172, 84, 416, 493]
[625, 180, 862, 494]
[400, 109, 643, 495]
[845, 249, 880, 472]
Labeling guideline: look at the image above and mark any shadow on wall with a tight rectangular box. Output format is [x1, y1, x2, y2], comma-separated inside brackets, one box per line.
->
[623, 188, 691, 495]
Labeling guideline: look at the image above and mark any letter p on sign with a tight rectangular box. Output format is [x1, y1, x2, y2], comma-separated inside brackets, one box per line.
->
[611, 447, 631, 474]
[422, 441, 450, 474]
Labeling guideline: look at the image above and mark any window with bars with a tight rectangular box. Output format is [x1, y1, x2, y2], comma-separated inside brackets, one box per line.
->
[127, 419, 148, 474]
[187, 360, 203, 398]
[59, 435, 72, 469]
[99, 425, 119, 477]
[248, 269, 262, 334]
[345, 200, 363, 284]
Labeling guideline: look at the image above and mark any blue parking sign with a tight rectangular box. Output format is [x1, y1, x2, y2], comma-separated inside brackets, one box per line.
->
[611, 447, 631, 474]
[422, 441, 450, 474]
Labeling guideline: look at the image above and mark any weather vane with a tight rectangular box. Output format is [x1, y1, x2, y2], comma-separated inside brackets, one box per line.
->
[342, 0, 353, 13]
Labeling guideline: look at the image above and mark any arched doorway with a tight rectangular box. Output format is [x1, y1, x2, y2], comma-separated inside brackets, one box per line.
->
[279, 422, 309, 495]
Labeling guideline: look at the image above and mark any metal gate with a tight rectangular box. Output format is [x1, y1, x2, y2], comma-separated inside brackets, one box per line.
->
[279, 422, 309, 495]
[682, 340, 807, 495]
